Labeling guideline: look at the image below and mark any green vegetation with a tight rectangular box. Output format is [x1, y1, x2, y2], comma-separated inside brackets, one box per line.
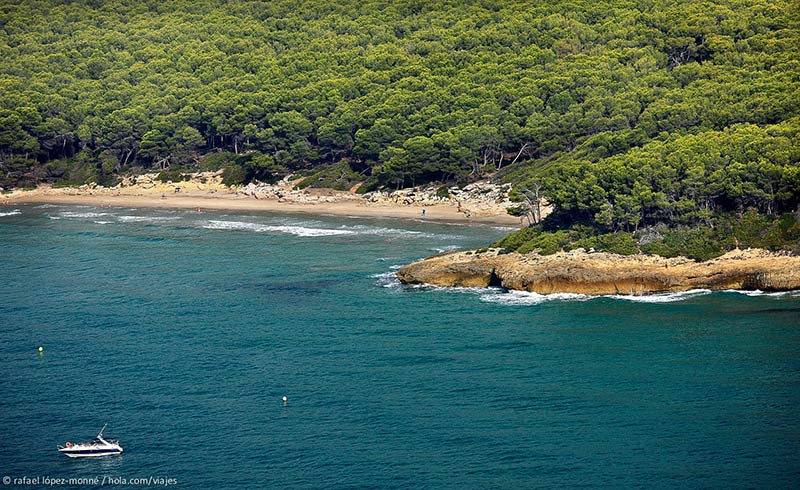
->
[156, 167, 189, 183]
[494, 210, 800, 260]
[508, 120, 800, 229]
[1, 0, 798, 257]
[296, 161, 363, 191]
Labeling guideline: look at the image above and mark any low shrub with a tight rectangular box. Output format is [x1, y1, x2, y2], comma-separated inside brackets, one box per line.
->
[156, 168, 188, 183]
[221, 163, 249, 186]
[295, 161, 362, 190]
[199, 151, 237, 171]
[573, 232, 639, 255]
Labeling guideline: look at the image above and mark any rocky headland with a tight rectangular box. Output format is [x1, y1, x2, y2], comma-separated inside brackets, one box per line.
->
[396, 248, 800, 295]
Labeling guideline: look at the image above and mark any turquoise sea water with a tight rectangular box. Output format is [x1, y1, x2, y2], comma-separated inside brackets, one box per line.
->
[1, 204, 799, 489]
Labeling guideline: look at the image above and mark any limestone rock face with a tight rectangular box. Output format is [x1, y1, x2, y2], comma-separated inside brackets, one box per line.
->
[396, 249, 800, 295]
[396, 254, 499, 288]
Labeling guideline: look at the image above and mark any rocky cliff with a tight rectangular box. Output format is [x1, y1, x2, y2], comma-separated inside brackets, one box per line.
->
[396, 248, 800, 295]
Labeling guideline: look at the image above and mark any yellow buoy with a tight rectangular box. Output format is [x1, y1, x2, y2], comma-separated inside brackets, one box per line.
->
[38, 346, 43, 353]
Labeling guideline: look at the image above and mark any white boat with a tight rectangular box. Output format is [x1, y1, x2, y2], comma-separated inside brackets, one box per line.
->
[57, 424, 123, 458]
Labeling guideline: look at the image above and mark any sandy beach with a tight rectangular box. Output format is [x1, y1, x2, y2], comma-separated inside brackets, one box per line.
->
[4, 179, 522, 226]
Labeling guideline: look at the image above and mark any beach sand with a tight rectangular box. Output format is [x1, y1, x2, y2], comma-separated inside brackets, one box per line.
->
[5, 184, 521, 226]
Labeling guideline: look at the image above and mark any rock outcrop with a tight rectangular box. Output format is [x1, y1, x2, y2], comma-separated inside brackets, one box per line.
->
[396, 248, 800, 295]
[362, 182, 531, 212]
[234, 179, 525, 217]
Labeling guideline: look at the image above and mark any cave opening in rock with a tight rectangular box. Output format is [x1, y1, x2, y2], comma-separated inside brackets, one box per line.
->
[488, 270, 503, 288]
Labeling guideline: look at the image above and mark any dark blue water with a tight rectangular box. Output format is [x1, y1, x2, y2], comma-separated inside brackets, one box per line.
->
[1, 205, 799, 489]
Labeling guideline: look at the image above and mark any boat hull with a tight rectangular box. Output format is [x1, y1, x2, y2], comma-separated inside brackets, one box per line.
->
[58, 425, 123, 458]
[59, 448, 123, 458]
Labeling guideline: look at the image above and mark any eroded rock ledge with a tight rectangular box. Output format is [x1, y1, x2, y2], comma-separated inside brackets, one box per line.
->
[396, 248, 800, 295]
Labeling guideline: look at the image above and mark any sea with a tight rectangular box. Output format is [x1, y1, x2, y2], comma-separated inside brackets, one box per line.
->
[1, 204, 798, 489]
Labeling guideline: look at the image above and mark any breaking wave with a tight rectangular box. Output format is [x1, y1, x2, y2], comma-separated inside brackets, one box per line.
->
[607, 289, 712, 303]
[202, 219, 357, 237]
[429, 245, 462, 254]
[371, 271, 402, 289]
[480, 290, 590, 305]
[480, 288, 712, 305]
[118, 215, 181, 223]
[57, 211, 111, 219]
[728, 289, 800, 298]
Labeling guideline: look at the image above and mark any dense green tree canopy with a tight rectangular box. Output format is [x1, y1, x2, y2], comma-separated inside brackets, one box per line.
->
[1, 0, 798, 249]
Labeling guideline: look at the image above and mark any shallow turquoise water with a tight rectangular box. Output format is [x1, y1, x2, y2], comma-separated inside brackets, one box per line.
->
[1, 205, 799, 489]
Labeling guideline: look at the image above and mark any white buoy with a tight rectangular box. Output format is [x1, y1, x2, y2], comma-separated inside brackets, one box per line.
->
[38, 346, 43, 353]
[282, 395, 288, 405]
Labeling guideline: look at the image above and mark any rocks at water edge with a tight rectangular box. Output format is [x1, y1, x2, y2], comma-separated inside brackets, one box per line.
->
[362, 182, 517, 211]
[396, 248, 800, 295]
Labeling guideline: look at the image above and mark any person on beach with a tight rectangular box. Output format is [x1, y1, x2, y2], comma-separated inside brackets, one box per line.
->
[421, 208, 426, 217]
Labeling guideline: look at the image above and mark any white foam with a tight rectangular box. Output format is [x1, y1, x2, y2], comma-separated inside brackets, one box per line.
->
[94, 221, 113, 225]
[58, 211, 111, 219]
[202, 220, 357, 237]
[607, 289, 712, 303]
[341, 222, 461, 240]
[728, 289, 800, 298]
[371, 271, 402, 289]
[351, 224, 421, 235]
[348, 224, 453, 239]
[480, 290, 590, 305]
[0, 210, 21, 217]
[481, 288, 715, 305]
[429, 245, 461, 253]
[118, 215, 180, 223]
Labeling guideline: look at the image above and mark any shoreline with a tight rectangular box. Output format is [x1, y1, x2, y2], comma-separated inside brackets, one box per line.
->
[397, 248, 800, 295]
[5, 186, 521, 226]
